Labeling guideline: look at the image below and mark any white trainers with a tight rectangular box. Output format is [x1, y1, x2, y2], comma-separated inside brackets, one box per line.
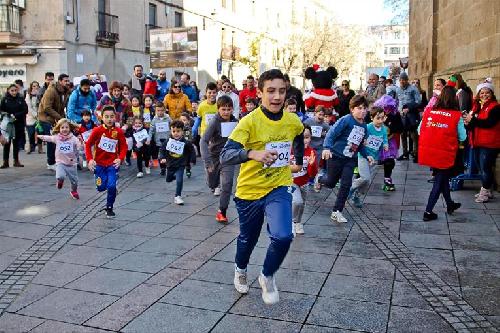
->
[258, 273, 279, 304]
[136, 172, 144, 178]
[82, 160, 87, 168]
[46, 164, 56, 171]
[174, 196, 184, 205]
[313, 174, 321, 192]
[293, 223, 305, 235]
[213, 187, 221, 196]
[234, 267, 249, 294]
[145, 167, 151, 175]
[330, 210, 347, 223]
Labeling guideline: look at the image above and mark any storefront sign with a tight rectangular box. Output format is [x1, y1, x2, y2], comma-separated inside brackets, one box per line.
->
[0, 65, 26, 84]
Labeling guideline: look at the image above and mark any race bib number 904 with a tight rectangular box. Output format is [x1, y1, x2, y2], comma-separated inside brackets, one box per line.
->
[166, 138, 185, 155]
[98, 136, 118, 153]
[265, 141, 292, 168]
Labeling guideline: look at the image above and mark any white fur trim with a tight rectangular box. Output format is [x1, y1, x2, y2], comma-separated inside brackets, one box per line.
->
[308, 91, 337, 102]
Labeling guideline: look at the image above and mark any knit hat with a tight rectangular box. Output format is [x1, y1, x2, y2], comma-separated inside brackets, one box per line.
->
[476, 78, 495, 94]
[447, 75, 458, 88]
[399, 72, 408, 80]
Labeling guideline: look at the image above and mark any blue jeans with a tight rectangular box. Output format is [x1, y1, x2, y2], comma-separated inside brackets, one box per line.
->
[40, 121, 56, 165]
[474, 148, 499, 189]
[425, 168, 453, 212]
[234, 186, 293, 277]
[320, 156, 356, 212]
[94, 165, 119, 208]
[166, 167, 184, 196]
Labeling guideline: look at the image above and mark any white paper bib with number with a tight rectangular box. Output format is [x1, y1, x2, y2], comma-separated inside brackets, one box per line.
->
[221, 122, 237, 137]
[292, 158, 309, 177]
[366, 135, 383, 151]
[311, 126, 323, 138]
[133, 129, 149, 142]
[98, 136, 118, 153]
[81, 130, 92, 142]
[58, 142, 73, 154]
[143, 113, 151, 123]
[265, 141, 291, 168]
[166, 138, 185, 155]
[347, 125, 365, 145]
[126, 137, 133, 150]
[155, 122, 169, 133]
[205, 113, 216, 125]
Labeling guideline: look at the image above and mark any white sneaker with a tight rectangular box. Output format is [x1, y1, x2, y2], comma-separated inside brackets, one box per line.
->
[46, 164, 56, 171]
[258, 273, 279, 304]
[234, 267, 249, 294]
[145, 167, 151, 175]
[82, 160, 87, 168]
[294, 223, 305, 235]
[213, 187, 221, 196]
[136, 172, 144, 178]
[330, 210, 347, 223]
[313, 174, 321, 192]
[174, 196, 184, 205]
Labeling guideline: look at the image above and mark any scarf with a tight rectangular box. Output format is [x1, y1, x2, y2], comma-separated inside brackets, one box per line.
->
[58, 132, 73, 141]
[131, 74, 144, 91]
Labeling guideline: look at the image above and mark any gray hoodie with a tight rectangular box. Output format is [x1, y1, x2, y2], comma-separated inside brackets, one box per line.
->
[148, 115, 171, 146]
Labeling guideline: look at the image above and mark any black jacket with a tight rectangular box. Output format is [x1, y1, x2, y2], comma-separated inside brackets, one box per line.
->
[159, 136, 196, 169]
[0, 93, 28, 125]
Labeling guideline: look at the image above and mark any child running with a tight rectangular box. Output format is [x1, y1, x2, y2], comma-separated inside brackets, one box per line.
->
[200, 95, 238, 223]
[221, 69, 304, 304]
[85, 105, 127, 218]
[159, 120, 196, 205]
[303, 106, 330, 191]
[148, 101, 171, 176]
[180, 112, 195, 178]
[348, 107, 388, 207]
[39, 118, 82, 199]
[131, 117, 150, 178]
[78, 110, 96, 168]
[319, 95, 374, 223]
[291, 127, 318, 235]
[241, 97, 258, 118]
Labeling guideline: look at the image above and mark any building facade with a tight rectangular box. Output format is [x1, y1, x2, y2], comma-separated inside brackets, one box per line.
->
[409, 0, 499, 94]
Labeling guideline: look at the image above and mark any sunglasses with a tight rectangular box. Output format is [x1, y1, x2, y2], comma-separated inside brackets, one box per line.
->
[173, 86, 180, 88]
[342, 84, 348, 86]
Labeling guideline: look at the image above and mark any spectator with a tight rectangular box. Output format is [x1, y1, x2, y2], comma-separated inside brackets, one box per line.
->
[284, 74, 304, 113]
[128, 64, 146, 97]
[38, 73, 71, 170]
[163, 79, 192, 119]
[180, 73, 198, 102]
[0, 84, 28, 168]
[66, 79, 97, 124]
[239, 75, 258, 113]
[37, 71, 55, 106]
[25, 81, 41, 154]
[122, 83, 131, 100]
[336, 80, 355, 118]
[156, 70, 170, 102]
[190, 80, 202, 101]
[412, 78, 428, 113]
[15, 79, 26, 98]
[385, 78, 397, 99]
[217, 79, 240, 119]
[426, 78, 446, 109]
[365, 73, 386, 106]
[454, 73, 473, 112]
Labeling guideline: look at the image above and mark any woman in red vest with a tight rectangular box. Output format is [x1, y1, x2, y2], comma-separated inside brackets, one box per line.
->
[419, 86, 466, 221]
[465, 78, 500, 203]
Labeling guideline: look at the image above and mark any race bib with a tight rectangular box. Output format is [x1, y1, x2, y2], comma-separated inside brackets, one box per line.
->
[366, 135, 383, 151]
[126, 137, 133, 150]
[133, 129, 149, 142]
[292, 158, 309, 177]
[155, 122, 169, 133]
[58, 142, 73, 154]
[98, 136, 118, 153]
[143, 113, 151, 123]
[221, 122, 237, 137]
[347, 125, 365, 145]
[81, 130, 92, 142]
[205, 113, 216, 125]
[306, 112, 315, 119]
[311, 126, 323, 138]
[265, 141, 291, 168]
[166, 138, 185, 155]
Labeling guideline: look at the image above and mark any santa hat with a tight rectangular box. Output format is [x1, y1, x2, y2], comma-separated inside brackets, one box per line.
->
[476, 78, 495, 94]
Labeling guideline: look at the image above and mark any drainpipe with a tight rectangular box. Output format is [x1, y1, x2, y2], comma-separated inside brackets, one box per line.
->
[75, 0, 80, 42]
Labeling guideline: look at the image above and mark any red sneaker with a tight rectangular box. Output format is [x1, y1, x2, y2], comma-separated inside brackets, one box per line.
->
[56, 179, 64, 189]
[70, 191, 80, 200]
[215, 210, 228, 223]
[152, 160, 159, 168]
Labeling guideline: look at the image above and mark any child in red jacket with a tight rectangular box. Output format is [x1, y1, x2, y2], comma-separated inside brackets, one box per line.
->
[85, 105, 128, 218]
[291, 127, 318, 235]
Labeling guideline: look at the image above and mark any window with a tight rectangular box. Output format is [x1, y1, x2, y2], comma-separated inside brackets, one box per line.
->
[402, 46, 406, 54]
[394, 31, 401, 39]
[384, 47, 388, 55]
[174, 11, 182, 27]
[390, 47, 400, 54]
[148, 3, 157, 26]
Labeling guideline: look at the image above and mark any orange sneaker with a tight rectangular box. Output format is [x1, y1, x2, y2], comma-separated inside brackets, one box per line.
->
[215, 210, 228, 223]
[152, 160, 159, 168]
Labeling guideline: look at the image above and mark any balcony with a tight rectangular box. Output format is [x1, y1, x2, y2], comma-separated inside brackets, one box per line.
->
[0, 4, 22, 45]
[145, 24, 160, 53]
[96, 11, 119, 47]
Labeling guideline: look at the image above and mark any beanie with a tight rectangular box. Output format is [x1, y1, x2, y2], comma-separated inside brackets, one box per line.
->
[476, 78, 495, 94]
[399, 72, 408, 80]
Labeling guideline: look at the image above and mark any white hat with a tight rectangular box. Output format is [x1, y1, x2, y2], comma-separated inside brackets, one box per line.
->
[476, 78, 495, 94]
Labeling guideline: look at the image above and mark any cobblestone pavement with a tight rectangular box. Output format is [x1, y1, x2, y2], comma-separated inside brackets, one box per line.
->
[0, 150, 498, 332]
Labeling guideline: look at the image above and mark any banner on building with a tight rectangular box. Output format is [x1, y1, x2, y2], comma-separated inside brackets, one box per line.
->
[150, 27, 198, 68]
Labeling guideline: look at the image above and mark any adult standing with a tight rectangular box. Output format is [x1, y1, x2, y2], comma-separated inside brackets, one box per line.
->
[412, 78, 428, 114]
[284, 74, 304, 113]
[239, 75, 258, 113]
[38, 74, 71, 170]
[156, 70, 170, 102]
[396, 72, 422, 162]
[217, 79, 240, 119]
[336, 80, 355, 118]
[419, 86, 465, 221]
[97, 81, 131, 125]
[464, 78, 499, 203]
[36, 72, 54, 106]
[179, 73, 198, 103]
[365, 73, 386, 106]
[0, 84, 28, 168]
[128, 64, 146, 97]
[426, 78, 446, 109]
[163, 80, 192, 119]
[454, 73, 473, 112]
[25, 81, 41, 154]
[66, 79, 97, 124]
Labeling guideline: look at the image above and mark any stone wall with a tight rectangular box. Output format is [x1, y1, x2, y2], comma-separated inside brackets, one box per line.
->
[409, 0, 500, 95]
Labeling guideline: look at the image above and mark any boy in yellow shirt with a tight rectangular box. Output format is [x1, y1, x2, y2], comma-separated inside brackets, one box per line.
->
[221, 69, 304, 304]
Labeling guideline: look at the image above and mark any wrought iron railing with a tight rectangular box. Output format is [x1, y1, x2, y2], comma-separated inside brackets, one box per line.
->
[96, 11, 119, 44]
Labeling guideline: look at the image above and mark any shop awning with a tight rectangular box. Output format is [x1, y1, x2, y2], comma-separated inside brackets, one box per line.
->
[0, 55, 39, 65]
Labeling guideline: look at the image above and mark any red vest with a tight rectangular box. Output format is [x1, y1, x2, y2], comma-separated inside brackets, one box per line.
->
[418, 108, 462, 169]
[470, 100, 500, 149]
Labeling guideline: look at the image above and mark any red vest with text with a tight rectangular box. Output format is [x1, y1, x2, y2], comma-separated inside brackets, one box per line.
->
[470, 100, 500, 149]
[418, 108, 461, 169]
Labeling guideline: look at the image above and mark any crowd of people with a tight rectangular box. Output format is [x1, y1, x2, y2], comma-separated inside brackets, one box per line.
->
[0, 63, 498, 305]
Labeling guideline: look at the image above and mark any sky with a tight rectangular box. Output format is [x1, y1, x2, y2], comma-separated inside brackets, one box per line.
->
[333, 0, 394, 25]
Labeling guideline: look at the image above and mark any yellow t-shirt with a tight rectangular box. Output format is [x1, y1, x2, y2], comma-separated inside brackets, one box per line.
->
[197, 100, 218, 135]
[229, 107, 304, 200]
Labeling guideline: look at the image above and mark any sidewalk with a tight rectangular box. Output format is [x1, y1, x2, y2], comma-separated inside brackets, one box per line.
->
[0, 150, 498, 332]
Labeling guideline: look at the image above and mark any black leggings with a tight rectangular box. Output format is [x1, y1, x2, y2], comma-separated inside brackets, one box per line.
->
[136, 147, 150, 172]
[383, 158, 395, 178]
